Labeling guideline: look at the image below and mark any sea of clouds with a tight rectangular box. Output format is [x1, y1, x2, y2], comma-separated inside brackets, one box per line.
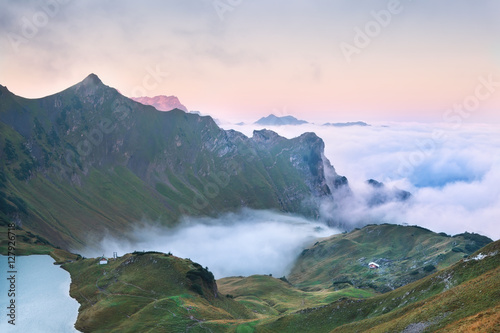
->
[227, 121, 500, 241]
[87, 121, 500, 279]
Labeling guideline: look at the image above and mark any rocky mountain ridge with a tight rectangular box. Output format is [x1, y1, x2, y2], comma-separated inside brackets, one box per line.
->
[0, 74, 345, 249]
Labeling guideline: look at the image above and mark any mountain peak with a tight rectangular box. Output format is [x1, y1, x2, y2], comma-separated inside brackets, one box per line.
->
[81, 73, 103, 86]
[131, 95, 188, 112]
[0, 84, 9, 95]
[252, 129, 283, 143]
[65, 73, 109, 99]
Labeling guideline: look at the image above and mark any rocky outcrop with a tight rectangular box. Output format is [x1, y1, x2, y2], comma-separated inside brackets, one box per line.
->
[131, 95, 188, 112]
[365, 179, 412, 207]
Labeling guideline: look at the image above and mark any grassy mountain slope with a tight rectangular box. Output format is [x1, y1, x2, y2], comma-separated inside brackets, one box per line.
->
[257, 238, 500, 332]
[288, 224, 492, 293]
[218, 275, 374, 317]
[62, 252, 256, 333]
[0, 74, 345, 249]
[52, 227, 498, 332]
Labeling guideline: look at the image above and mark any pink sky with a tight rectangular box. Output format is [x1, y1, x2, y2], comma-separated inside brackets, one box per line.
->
[1, 0, 499, 123]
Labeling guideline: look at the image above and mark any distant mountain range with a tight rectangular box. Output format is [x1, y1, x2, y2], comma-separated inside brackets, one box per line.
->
[323, 121, 370, 127]
[254, 114, 308, 126]
[131, 95, 188, 112]
[253, 114, 370, 127]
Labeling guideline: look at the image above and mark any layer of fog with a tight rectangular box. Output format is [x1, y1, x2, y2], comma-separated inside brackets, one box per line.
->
[84, 209, 340, 279]
[221, 122, 500, 240]
[0, 255, 79, 333]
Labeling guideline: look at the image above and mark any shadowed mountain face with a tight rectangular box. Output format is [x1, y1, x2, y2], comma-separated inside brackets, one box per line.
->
[0, 74, 347, 249]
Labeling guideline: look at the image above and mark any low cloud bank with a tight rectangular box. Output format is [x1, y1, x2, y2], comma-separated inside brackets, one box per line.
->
[224, 122, 500, 240]
[319, 166, 500, 240]
[84, 209, 340, 279]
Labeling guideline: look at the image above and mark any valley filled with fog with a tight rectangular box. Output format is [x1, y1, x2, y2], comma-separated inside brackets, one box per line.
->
[84, 209, 340, 279]
[85, 121, 500, 280]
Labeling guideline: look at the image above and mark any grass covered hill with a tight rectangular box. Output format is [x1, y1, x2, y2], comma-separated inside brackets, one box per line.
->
[61, 237, 500, 332]
[257, 237, 500, 332]
[62, 252, 255, 333]
[288, 224, 492, 293]
[217, 275, 374, 318]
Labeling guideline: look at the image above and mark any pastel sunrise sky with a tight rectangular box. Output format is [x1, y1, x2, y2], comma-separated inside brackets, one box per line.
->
[1, 0, 499, 123]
